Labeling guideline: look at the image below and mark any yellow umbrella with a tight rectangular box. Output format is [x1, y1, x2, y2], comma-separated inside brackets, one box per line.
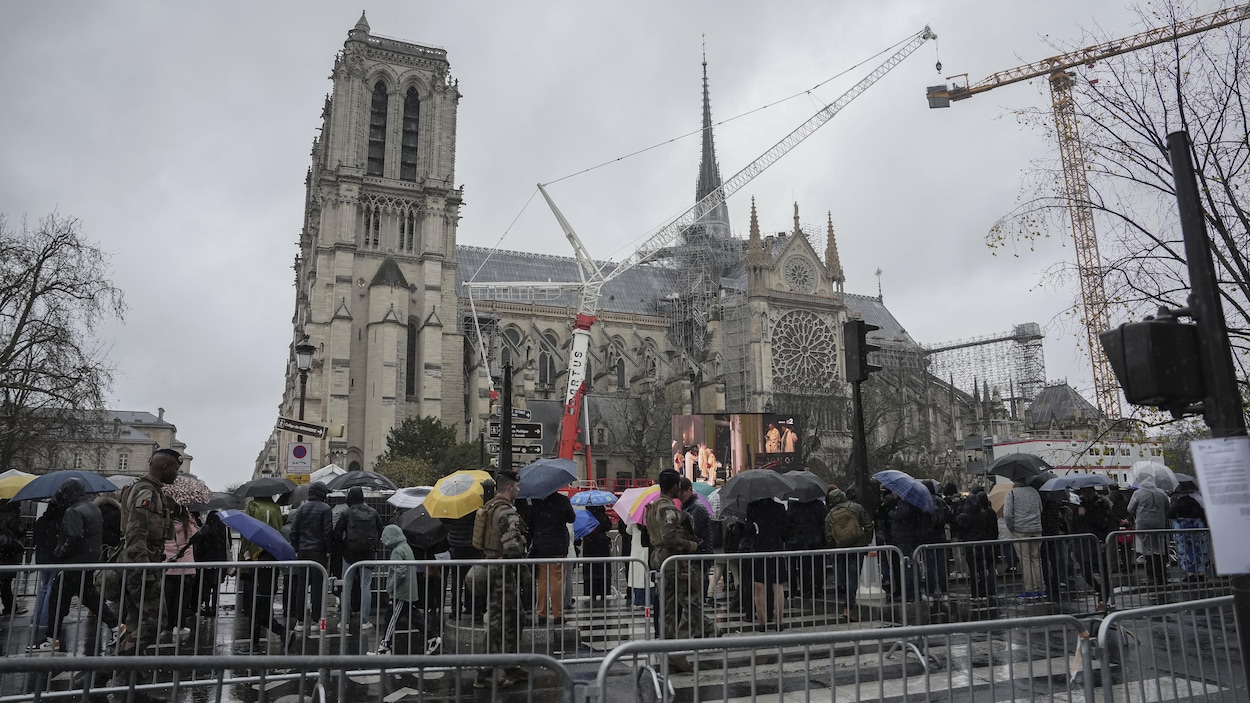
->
[0, 472, 36, 500]
[423, 469, 493, 519]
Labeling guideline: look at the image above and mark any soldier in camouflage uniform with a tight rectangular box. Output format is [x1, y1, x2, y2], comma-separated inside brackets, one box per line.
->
[646, 469, 711, 672]
[116, 449, 180, 655]
[473, 470, 529, 690]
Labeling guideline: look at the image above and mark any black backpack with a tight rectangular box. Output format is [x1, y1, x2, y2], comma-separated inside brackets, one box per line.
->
[340, 507, 381, 553]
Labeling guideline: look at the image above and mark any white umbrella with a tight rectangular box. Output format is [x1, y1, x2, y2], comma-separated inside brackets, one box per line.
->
[1128, 461, 1177, 492]
[387, 486, 433, 509]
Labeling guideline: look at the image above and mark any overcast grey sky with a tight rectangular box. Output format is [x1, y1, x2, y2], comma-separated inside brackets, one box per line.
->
[0, 1, 1193, 490]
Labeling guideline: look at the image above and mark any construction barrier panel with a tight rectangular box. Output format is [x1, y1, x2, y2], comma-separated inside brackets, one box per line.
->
[1104, 528, 1232, 611]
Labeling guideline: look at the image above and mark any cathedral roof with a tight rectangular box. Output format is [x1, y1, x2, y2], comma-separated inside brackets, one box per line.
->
[370, 257, 410, 289]
[456, 245, 679, 316]
[845, 293, 915, 346]
[1026, 383, 1104, 426]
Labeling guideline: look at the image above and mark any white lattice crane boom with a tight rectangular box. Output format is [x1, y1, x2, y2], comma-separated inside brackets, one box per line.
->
[926, 4, 1250, 418]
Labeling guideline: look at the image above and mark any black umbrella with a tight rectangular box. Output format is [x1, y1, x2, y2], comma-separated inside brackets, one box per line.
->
[396, 506, 448, 549]
[235, 477, 297, 498]
[327, 470, 398, 492]
[988, 453, 1053, 483]
[719, 470, 792, 517]
[281, 482, 312, 507]
[1028, 470, 1057, 490]
[781, 470, 827, 502]
[1173, 473, 1200, 493]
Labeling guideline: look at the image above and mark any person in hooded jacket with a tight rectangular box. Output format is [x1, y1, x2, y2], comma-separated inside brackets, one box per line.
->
[37, 478, 120, 653]
[0, 500, 23, 617]
[525, 491, 574, 625]
[376, 523, 441, 656]
[333, 487, 383, 630]
[887, 494, 925, 602]
[955, 490, 999, 600]
[1169, 489, 1210, 579]
[287, 481, 334, 632]
[190, 510, 230, 616]
[1072, 487, 1115, 609]
[783, 495, 828, 600]
[1127, 476, 1170, 585]
[580, 505, 613, 600]
[95, 494, 123, 562]
[30, 500, 65, 631]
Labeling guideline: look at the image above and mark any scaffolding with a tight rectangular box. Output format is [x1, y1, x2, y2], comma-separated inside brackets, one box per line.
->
[718, 290, 753, 413]
[925, 323, 1046, 409]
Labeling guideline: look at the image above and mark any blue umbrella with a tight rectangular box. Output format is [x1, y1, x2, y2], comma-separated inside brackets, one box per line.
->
[1040, 474, 1113, 492]
[217, 509, 296, 561]
[570, 490, 617, 506]
[11, 470, 120, 502]
[872, 470, 935, 513]
[517, 458, 578, 499]
[573, 509, 600, 539]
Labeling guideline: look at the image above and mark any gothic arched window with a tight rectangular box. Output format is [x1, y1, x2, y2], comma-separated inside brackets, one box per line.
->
[401, 208, 416, 252]
[400, 88, 419, 181]
[539, 351, 556, 387]
[615, 357, 626, 389]
[367, 82, 388, 177]
[363, 203, 380, 248]
[405, 321, 417, 397]
[500, 327, 523, 371]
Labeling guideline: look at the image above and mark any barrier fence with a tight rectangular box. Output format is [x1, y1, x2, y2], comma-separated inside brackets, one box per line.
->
[1105, 529, 1231, 610]
[657, 545, 910, 638]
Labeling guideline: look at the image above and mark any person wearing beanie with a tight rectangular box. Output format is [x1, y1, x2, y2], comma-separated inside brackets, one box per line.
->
[333, 486, 383, 632]
[287, 481, 334, 636]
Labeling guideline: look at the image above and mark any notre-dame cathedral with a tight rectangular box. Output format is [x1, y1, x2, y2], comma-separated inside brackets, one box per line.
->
[254, 15, 976, 482]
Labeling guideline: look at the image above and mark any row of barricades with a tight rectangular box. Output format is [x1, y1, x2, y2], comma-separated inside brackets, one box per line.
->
[0, 593, 1239, 702]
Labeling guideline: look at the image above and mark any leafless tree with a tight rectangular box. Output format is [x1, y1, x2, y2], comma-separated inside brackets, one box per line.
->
[600, 384, 679, 476]
[991, 0, 1250, 407]
[0, 213, 125, 470]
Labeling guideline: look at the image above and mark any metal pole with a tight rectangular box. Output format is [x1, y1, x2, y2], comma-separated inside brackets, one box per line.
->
[297, 369, 308, 443]
[853, 379, 877, 517]
[1166, 130, 1250, 666]
[500, 364, 513, 470]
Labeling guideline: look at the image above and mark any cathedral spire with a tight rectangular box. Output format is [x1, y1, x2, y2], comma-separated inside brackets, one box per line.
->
[825, 211, 845, 291]
[694, 41, 731, 236]
[747, 197, 764, 270]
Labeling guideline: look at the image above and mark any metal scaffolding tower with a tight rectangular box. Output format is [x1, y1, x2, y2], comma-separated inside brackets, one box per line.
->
[925, 323, 1046, 409]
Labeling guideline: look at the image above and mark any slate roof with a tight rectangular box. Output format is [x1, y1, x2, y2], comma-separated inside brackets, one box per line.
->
[1026, 383, 1104, 425]
[845, 293, 915, 346]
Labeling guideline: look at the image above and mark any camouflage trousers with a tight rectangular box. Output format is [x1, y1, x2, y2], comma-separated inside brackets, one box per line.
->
[658, 561, 711, 639]
[118, 571, 164, 655]
[484, 564, 523, 655]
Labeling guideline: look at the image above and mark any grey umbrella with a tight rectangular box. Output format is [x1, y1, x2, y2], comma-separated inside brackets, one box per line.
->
[782, 470, 828, 502]
[327, 470, 398, 492]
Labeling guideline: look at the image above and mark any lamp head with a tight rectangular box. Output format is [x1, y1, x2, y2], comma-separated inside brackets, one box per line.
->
[295, 335, 316, 372]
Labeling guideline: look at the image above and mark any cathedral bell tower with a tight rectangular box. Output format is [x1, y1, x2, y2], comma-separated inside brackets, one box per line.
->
[282, 14, 465, 472]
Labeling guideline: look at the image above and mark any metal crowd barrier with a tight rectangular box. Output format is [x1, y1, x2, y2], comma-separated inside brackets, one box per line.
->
[1093, 595, 1246, 702]
[657, 545, 910, 638]
[0, 652, 574, 703]
[1104, 528, 1231, 610]
[589, 614, 1093, 702]
[0, 559, 333, 673]
[340, 555, 652, 665]
[912, 534, 1108, 621]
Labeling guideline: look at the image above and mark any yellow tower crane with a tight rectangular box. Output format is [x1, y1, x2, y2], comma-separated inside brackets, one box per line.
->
[926, 4, 1250, 418]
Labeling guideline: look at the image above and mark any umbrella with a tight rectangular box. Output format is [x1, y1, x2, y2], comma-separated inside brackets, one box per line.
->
[570, 490, 617, 507]
[719, 470, 793, 517]
[782, 470, 827, 502]
[0, 469, 31, 480]
[1129, 461, 1177, 492]
[1173, 473, 1200, 493]
[424, 469, 493, 519]
[988, 453, 1053, 483]
[283, 482, 314, 507]
[1040, 474, 1113, 492]
[1028, 470, 1057, 490]
[106, 474, 137, 490]
[691, 482, 716, 498]
[327, 470, 398, 492]
[625, 486, 662, 524]
[188, 491, 244, 512]
[573, 508, 600, 540]
[872, 470, 935, 513]
[988, 482, 1012, 516]
[217, 509, 295, 561]
[388, 486, 433, 509]
[163, 474, 213, 506]
[236, 477, 297, 498]
[11, 470, 120, 502]
[517, 458, 578, 499]
[396, 506, 448, 549]
[0, 473, 36, 500]
[614, 486, 655, 525]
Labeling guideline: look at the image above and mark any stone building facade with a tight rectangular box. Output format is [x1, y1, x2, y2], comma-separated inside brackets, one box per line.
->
[257, 17, 976, 481]
[24, 408, 191, 478]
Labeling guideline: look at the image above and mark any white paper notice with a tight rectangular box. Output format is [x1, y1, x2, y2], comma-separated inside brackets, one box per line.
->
[1190, 436, 1250, 575]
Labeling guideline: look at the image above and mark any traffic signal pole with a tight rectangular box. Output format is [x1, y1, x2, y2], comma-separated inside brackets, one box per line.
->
[1167, 130, 1250, 665]
[500, 364, 513, 470]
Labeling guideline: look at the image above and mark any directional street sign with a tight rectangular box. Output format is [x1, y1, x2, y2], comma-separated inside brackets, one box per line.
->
[487, 443, 543, 455]
[488, 421, 543, 440]
[511, 408, 532, 420]
[276, 416, 327, 439]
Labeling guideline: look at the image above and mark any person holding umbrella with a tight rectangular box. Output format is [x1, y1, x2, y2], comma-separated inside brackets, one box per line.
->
[1004, 478, 1044, 599]
[522, 487, 574, 626]
[645, 469, 708, 670]
[116, 448, 181, 658]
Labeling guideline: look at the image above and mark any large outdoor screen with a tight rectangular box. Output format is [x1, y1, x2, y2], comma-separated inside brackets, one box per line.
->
[670, 413, 801, 481]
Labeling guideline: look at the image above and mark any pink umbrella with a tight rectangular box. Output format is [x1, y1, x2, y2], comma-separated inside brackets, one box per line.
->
[614, 486, 654, 525]
[627, 490, 712, 525]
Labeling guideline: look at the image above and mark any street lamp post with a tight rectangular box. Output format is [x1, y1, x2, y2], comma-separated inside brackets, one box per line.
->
[295, 335, 316, 442]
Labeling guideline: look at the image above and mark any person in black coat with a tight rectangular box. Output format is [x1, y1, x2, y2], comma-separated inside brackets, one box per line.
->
[41, 478, 120, 652]
[94, 495, 122, 561]
[581, 505, 613, 600]
[0, 501, 23, 617]
[287, 481, 334, 630]
[443, 510, 484, 620]
[525, 492, 574, 624]
[191, 511, 231, 616]
[956, 490, 998, 599]
[783, 498, 828, 599]
[888, 496, 925, 601]
[1073, 488, 1115, 608]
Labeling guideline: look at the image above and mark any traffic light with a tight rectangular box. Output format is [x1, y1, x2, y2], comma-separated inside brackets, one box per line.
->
[1099, 308, 1205, 415]
[843, 319, 882, 382]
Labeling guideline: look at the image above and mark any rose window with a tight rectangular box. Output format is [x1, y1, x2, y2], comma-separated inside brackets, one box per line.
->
[771, 309, 836, 389]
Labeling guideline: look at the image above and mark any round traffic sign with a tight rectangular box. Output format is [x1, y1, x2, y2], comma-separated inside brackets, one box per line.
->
[292, 445, 308, 459]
